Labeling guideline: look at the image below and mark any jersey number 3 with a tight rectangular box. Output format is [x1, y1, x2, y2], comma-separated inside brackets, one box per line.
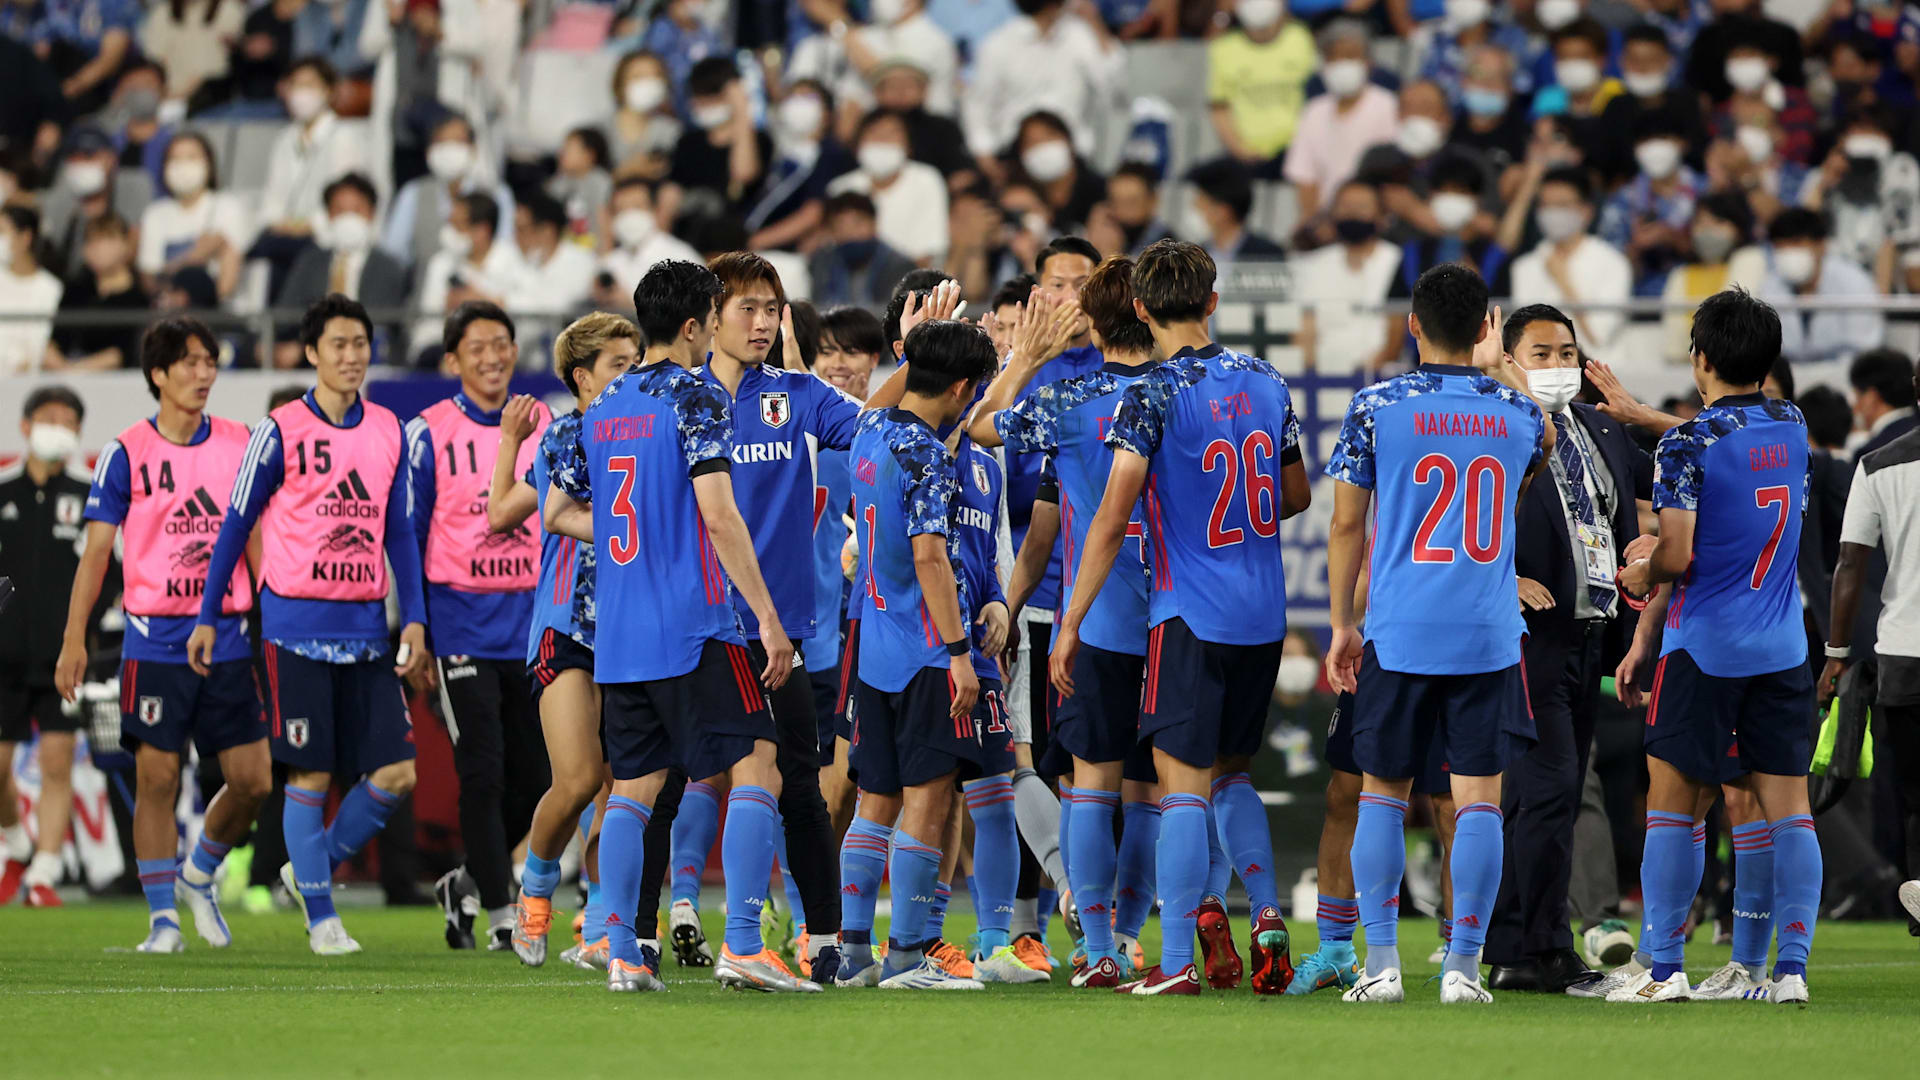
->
[607, 456, 640, 565]
[1412, 453, 1506, 564]
[1203, 432, 1277, 548]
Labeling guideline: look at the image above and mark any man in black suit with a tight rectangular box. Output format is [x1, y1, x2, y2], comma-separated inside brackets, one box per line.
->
[1483, 306, 1651, 995]
[1844, 349, 1920, 659]
[274, 173, 407, 368]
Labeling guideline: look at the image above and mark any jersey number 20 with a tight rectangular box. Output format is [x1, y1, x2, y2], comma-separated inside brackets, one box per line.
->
[1412, 453, 1506, 564]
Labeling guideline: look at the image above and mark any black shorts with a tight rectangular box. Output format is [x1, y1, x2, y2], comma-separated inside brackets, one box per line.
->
[1351, 642, 1534, 781]
[0, 668, 72, 743]
[1325, 690, 1448, 795]
[261, 642, 416, 776]
[832, 618, 861, 745]
[1139, 618, 1283, 769]
[851, 669, 1007, 794]
[811, 665, 841, 761]
[119, 657, 265, 758]
[1644, 648, 1813, 784]
[1053, 643, 1156, 782]
[527, 628, 594, 708]
[601, 639, 775, 782]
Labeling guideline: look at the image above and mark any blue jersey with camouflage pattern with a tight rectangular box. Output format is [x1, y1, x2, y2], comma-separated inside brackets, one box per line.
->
[1006, 343, 1105, 613]
[1325, 363, 1546, 676]
[851, 408, 969, 692]
[813, 447, 852, 662]
[952, 437, 1007, 681]
[996, 360, 1154, 655]
[1106, 344, 1302, 646]
[1650, 392, 1809, 678]
[528, 411, 595, 662]
[551, 361, 741, 683]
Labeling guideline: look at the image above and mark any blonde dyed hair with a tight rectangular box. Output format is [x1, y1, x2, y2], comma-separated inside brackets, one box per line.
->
[553, 312, 642, 396]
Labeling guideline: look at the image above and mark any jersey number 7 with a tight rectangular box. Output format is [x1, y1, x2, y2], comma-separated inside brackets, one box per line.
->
[1412, 453, 1506, 564]
[1750, 485, 1790, 590]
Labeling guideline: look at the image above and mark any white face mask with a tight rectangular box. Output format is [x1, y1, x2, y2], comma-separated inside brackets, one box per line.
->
[1274, 655, 1319, 697]
[1536, 205, 1586, 242]
[1322, 59, 1368, 100]
[870, 0, 909, 23]
[1635, 139, 1681, 180]
[1235, 0, 1284, 31]
[287, 86, 328, 123]
[859, 142, 908, 180]
[1735, 124, 1774, 164]
[1691, 223, 1737, 264]
[1526, 366, 1582, 412]
[623, 77, 668, 113]
[1537, 0, 1580, 30]
[440, 222, 473, 258]
[165, 158, 209, 197]
[1844, 133, 1892, 161]
[1773, 245, 1817, 287]
[1395, 115, 1445, 159]
[27, 423, 78, 463]
[779, 95, 825, 141]
[330, 212, 373, 252]
[156, 98, 188, 127]
[613, 207, 657, 248]
[1021, 139, 1074, 183]
[1431, 192, 1478, 232]
[1622, 70, 1667, 99]
[1554, 58, 1600, 94]
[692, 102, 734, 130]
[427, 140, 474, 181]
[1725, 56, 1770, 93]
[1444, 0, 1490, 31]
[64, 160, 108, 197]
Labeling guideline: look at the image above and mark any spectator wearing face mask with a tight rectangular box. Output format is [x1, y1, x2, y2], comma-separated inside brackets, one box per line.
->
[380, 113, 516, 273]
[633, 0, 725, 122]
[1285, 17, 1400, 216]
[1085, 163, 1173, 258]
[1682, 0, 1804, 102]
[137, 131, 248, 303]
[47, 212, 147, 371]
[256, 59, 366, 242]
[828, 108, 949, 264]
[1451, 44, 1530, 167]
[1819, 31, 1916, 128]
[511, 193, 597, 331]
[745, 79, 853, 252]
[1759, 207, 1886, 373]
[278, 174, 406, 364]
[805, 0, 960, 119]
[1356, 81, 1500, 237]
[1006, 110, 1103, 233]
[361, 0, 521, 190]
[1294, 179, 1403, 375]
[1701, 100, 1806, 227]
[1530, 18, 1622, 150]
[604, 49, 682, 180]
[0, 207, 64, 373]
[808, 191, 919, 309]
[1410, 0, 1535, 106]
[1206, 0, 1316, 180]
[963, 0, 1123, 174]
[1659, 190, 1766, 363]
[595, 177, 701, 312]
[545, 127, 615, 247]
[1522, 0, 1618, 87]
[1597, 112, 1702, 296]
[1390, 155, 1510, 300]
[37, 125, 154, 282]
[1507, 165, 1631, 355]
[1595, 25, 1709, 186]
[410, 191, 527, 366]
[668, 56, 772, 213]
[1804, 106, 1920, 283]
[98, 61, 183, 193]
[867, 59, 974, 184]
[1703, 29, 1816, 166]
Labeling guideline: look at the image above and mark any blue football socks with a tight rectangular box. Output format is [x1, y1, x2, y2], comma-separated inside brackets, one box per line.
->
[138, 858, 177, 920]
[839, 816, 891, 965]
[181, 833, 230, 887]
[1351, 792, 1408, 977]
[963, 775, 1017, 954]
[1641, 811, 1698, 980]
[1769, 815, 1821, 976]
[1212, 772, 1280, 913]
[1203, 799, 1232, 901]
[1729, 819, 1774, 971]
[284, 785, 336, 927]
[1156, 793, 1210, 973]
[1067, 786, 1120, 958]
[720, 786, 780, 956]
[884, 829, 942, 973]
[927, 881, 952, 941]
[1114, 800, 1160, 940]
[521, 851, 561, 901]
[324, 780, 400, 869]
[1444, 802, 1502, 981]
[670, 780, 721, 906]
[599, 795, 652, 966]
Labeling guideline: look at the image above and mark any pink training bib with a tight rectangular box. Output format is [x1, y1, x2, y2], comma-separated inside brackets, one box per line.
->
[419, 396, 549, 592]
[260, 397, 401, 602]
[118, 416, 255, 616]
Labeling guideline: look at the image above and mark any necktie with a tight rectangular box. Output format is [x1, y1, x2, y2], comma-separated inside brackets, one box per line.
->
[1553, 412, 1616, 615]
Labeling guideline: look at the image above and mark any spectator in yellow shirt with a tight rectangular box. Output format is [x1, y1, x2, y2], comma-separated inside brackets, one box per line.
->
[1208, 0, 1318, 180]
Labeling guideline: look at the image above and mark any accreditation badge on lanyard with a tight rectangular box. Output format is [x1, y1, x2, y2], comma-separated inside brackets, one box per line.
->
[1577, 519, 1615, 592]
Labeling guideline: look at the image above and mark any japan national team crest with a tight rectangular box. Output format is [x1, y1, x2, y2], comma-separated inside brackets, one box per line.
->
[137, 696, 163, 726]
[286, 718, 310, 748]
[55, 493, 83, 526]
[759, 391, 791, 429]
[972, 462, 991, 495]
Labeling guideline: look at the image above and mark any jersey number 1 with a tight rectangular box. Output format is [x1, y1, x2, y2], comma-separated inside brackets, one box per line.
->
[1412, 453, 1506, 564]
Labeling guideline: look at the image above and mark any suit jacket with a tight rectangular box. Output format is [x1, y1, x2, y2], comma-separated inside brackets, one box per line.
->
[1516, 402, 1652, 675]
[278, 246, 409, 312]
[1797, 448, 1851, 642]
[1848, 412, 1919, 656]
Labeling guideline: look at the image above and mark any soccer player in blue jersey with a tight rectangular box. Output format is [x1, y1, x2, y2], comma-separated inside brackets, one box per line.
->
[1611, 288, 1819, 1005]
[56, 318, 271, 953]
[542, 259, 817, 994]
[484, 313, 641, 969]
[1324, 264, 1549, 1004]
[1054, 239, 1313, 996]
[834, 318, 1000, 990]
[970, 255, 1163, 988]
[187, 294, 434, 957]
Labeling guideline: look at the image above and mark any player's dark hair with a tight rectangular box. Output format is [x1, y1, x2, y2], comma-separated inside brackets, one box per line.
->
[1131, 239, 1216, 324]
[522, 191, 568, 233]
[780, 299, 822, 369]
[1550, 16, 1608, 55]
[1429, 154, 1485, 195]
[990, 273, 1036, 313]
[883, 268, 956, 346]
[443, 300, 516, 357]
[140, 316, 220, 400]
[22, 384, 84, 423]
[299, 293, 374, 350]
[1768, 207, 1827, 243]
[687, 56, 739, 97]
[901, 319, 997, 396]
[563, 125, 611, 170]
[1540, 165, 1592, 204]
[825, 191, 879, 221]
[323, 172, 378, 213]
[1795, 385, 1854, 448]
[288, 55, 338, 88]
[1622, 24, 1669, 52]
[1848, 346, 1919, 409]
[462, 192, 501, 239]
[1688, 286, 1781, 387]
[709, 249, 787, 311]
[1034, 235, 1101, 280]
[1185, 158, 1254, 223]
[1080, 255, 1153, 354]
[1768, 355, 1796, 401]
[1500, 303, 1576, 356]
[1410, 263, 1489, 355]
[268, 385, 307, 411]
[632, 258, 723, 347]
[821, 305, 886, 359]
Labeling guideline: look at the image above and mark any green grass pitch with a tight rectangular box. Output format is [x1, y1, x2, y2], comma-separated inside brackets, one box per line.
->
[4, 902, 1918, 1078]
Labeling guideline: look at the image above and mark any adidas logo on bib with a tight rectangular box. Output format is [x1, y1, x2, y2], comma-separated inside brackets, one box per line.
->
[319, 470, 380, 519]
